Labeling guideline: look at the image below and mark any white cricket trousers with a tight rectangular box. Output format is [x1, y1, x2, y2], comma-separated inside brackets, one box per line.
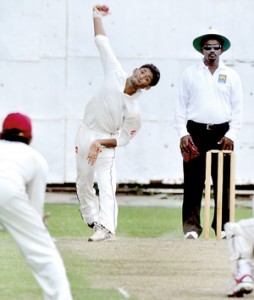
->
[0, 179, 73, 300]
[225, 218, 254, 278]
[75, 124, 118, 234]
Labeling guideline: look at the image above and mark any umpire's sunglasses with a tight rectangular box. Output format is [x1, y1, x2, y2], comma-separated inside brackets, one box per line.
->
[203, 44, 222, 51]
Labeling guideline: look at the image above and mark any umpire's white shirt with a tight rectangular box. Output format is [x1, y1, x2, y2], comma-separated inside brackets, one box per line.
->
[0, 140, 48, 216]
[175, 60, 243, 141]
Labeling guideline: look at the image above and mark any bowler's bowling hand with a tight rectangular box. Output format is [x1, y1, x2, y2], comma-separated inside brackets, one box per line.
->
[93, 4, 110, 18]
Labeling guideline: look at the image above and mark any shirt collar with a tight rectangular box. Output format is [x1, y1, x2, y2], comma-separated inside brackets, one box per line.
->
[198, 59, 227, 70]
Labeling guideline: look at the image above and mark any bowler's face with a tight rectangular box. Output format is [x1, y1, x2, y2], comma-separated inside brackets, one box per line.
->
[130, 68, 153, 89]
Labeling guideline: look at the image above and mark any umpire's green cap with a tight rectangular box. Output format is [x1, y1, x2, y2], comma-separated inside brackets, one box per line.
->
[193, 28, 231, 53]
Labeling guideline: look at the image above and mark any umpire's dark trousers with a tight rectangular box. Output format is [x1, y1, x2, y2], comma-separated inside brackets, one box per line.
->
[182, 120, 231, 237]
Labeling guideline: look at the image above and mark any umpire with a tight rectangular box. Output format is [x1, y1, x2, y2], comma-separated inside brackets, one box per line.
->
[175, 29, 243, 239]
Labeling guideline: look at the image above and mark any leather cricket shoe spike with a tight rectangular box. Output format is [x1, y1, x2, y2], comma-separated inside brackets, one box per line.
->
[227, 274, 254, 298]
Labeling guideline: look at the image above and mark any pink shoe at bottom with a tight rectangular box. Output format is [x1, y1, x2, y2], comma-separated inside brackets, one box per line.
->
[227, 274, 254, 298]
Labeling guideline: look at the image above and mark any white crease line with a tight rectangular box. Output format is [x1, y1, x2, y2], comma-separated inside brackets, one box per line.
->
[117, 287, 130, 298]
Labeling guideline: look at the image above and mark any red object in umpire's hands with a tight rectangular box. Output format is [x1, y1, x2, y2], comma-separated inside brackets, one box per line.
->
[182, 141, 200, 163]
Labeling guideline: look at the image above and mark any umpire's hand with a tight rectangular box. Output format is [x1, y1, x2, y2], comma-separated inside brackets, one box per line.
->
[218, 136, 234, 151]
[180, 134, 195, 153]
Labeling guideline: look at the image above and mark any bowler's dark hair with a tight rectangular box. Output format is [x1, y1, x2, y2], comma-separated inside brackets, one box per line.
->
[140, 64, 160, 87]
[0, 129, 30, 144]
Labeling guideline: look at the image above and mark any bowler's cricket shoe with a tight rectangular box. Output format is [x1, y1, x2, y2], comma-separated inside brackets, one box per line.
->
[88, 224, 114, 242]
[227, 274, 254, 297]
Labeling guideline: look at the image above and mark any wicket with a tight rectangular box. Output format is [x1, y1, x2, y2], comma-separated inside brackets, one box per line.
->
[204, 150, 236, 240]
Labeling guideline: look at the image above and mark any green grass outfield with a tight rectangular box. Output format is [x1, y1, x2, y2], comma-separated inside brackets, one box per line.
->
[0, 203, 252, 299]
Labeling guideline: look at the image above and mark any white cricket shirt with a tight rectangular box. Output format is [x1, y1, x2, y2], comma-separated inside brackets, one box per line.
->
[175, 60, 243, 141]
[83, 35, 142, 147]
[0, 140, 48, 216]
